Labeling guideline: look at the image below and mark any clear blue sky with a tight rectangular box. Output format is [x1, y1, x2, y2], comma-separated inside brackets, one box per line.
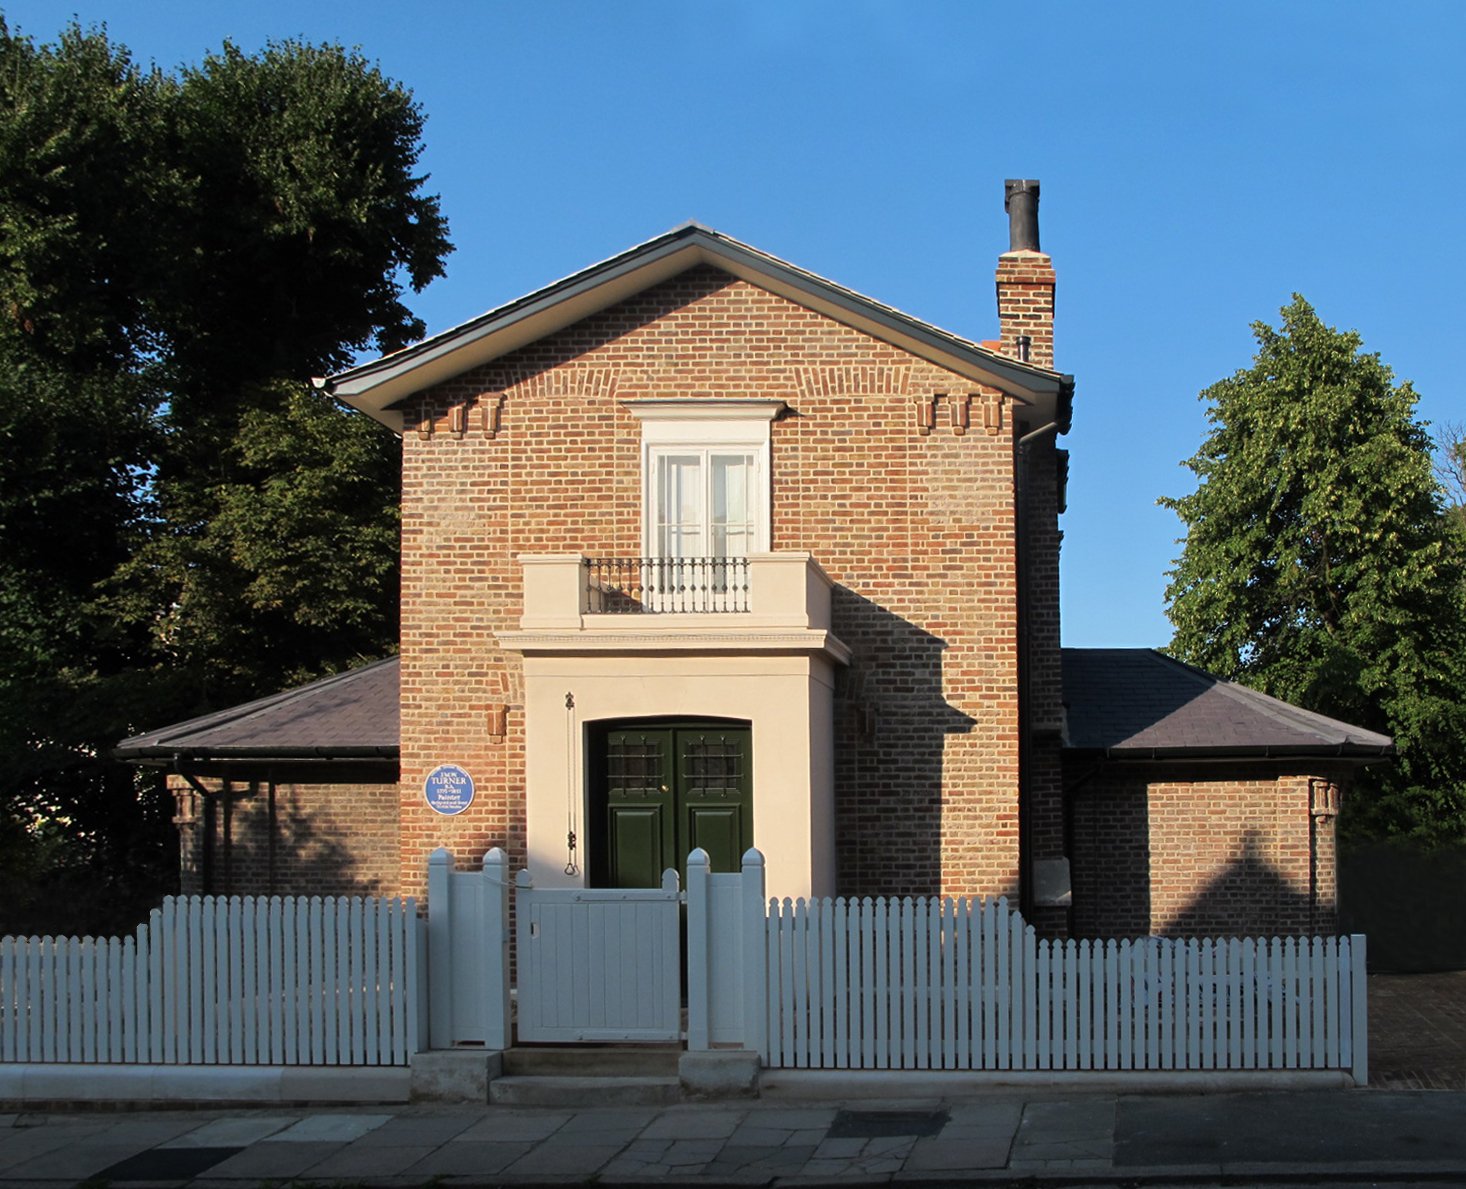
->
[6, 1, 1462, 648]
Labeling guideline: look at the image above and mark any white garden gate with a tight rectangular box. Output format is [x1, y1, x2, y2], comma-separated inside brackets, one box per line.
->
[513, 868, 682, 1043]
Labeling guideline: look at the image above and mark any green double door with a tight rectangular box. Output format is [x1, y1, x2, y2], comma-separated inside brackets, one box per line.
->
[590, 721, 753, 889]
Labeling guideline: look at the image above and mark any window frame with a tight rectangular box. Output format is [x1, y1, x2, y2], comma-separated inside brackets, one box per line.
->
[625, 400, 783, 560]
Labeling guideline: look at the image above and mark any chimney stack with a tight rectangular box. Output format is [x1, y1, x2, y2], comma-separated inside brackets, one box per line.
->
[996, 178, 1055, 370]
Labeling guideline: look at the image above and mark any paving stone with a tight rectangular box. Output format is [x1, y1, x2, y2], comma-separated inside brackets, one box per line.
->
[302, 1141, 436, 1177]
[708, 1142, 818, 1173]
[662, 1137, 725, 1166]
[199, 1138, 343, 1178]
[403, 1139, 534, 1176]
[502, 1139, 622, 1174]
[0, 1124, 115, 1172]
[346, 1110, 483, 1145]
[640, 1106, 746, 1138]
[91, 1144, 243, 1183]
[727, 1123, 796, 1145]
[906, 1133, 1013, 1171]
[162, 1114, 296, 1147]
[263, 1112, 391, 1142]
[814, 1136, 867, 1157]
[453, 1108, 570, 1141]
[2, 1142, 158, 1181]
[944, 1099, 1024, 1130]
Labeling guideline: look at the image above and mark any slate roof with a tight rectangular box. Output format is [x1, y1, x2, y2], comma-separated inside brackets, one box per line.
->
[114, 656, 399, 761]
[1062, 648, 1393, 760]
[114, 648, 1393, 765]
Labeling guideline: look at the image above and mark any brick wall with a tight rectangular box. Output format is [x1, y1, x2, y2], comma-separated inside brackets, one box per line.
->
[170, 767, 400, 897]
[398, 263, 1028, 900]
[1066, 762, 1344, 937]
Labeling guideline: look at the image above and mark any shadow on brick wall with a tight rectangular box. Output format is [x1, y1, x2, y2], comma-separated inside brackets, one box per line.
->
[1160, 828, 1325, 938]
[198, 790, 393, 899]
[832, 589, 978, 896]
[1074, 820, 1326, 938]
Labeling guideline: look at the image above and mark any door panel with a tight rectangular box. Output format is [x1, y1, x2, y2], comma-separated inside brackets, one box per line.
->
[608, 804, 668, 891]
[592, 721, 751, 887]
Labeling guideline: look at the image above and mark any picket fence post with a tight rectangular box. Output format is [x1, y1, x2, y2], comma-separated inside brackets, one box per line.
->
[1349, 933, 1368, 1085]
[482, 848, 512, 1051]
[685, 848, 712, 1051]
[426, 848, 454, 1049]
[740, 848, 768, 1061]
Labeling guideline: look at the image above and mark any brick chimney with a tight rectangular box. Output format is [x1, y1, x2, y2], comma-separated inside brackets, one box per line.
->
[996, 179, 1056, 370]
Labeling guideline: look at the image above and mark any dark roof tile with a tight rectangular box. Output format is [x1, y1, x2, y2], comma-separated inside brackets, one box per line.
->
[1062, 648, 1392, 759]
[115, 656, 399, 759]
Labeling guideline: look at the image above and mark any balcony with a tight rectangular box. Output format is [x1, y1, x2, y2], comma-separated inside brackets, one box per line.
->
[497, 552, 851, 663]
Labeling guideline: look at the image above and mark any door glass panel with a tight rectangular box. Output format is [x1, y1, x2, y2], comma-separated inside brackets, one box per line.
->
[656, 454, 703, 558]
[710, 454, 755, 558]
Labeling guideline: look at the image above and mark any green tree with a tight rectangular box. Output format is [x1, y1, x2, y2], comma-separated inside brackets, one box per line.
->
[1162, 296, 1466, 841]
[0, 18, 450, 931]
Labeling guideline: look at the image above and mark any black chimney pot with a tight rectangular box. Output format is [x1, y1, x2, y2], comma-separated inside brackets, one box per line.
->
[1004, 179, 1041, 252]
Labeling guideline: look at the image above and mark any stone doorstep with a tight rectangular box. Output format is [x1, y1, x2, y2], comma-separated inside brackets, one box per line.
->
[414, 1047, 762, 1106]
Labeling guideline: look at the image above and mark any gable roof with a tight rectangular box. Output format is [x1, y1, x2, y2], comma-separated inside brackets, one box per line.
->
[1062, 648, 1394, 760]
[319, 223, 1074, 433]
[114, 656, 399, 762]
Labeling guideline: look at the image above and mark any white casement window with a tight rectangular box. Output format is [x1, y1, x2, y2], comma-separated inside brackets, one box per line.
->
[653, 449, 758, 559]
[626, 400, 782, 559]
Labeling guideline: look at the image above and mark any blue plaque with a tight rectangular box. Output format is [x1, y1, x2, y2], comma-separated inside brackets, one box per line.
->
[424, 764, 475, 816]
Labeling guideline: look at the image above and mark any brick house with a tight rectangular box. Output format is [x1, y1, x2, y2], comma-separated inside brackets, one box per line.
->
[118, 182, 1391, 937]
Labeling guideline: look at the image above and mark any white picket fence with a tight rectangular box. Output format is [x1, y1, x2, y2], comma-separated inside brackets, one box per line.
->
[0, 896, 422, 1066]
[432, 847, 1367, 1082]
[760, 894, 1365, 1077]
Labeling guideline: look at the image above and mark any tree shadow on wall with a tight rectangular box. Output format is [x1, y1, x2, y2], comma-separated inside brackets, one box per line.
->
[832, 588, 979, 897]
[195, 778, 395, 900]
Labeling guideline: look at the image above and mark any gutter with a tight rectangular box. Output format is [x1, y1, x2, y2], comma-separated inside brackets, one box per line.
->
[118, 745, 399, 764]
[1064, 743, 1394, 763]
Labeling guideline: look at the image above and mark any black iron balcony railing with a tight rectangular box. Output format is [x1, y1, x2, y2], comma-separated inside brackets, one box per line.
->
[584, 556, 751, 614]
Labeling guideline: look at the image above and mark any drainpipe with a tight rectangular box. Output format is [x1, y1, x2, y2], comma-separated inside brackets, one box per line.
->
[174, 760, 216, 894]
[1014, 420, 1059, 920]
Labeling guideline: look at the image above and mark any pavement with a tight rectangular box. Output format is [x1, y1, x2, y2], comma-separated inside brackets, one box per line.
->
[0, 971, 1463, 1186]
[4, 1088, 1466, 1186]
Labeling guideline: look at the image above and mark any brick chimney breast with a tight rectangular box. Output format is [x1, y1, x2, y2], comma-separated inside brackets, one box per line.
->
[996, 179, 1056, 371]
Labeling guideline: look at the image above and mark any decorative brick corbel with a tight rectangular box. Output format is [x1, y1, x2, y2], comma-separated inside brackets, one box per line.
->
[448, 403, 468, 439]
[983, 393, 1005, 435]
[1309, 778, 1339, 820]
[482, 393, 505, 439]
[415, 407, 434, 440]
[913, 395, 936, 436]
[950, 394, 971, 436]
[486, 704, 507, 739]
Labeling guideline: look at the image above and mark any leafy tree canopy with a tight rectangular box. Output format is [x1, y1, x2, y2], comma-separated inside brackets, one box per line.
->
[1162, 296, 1466, 841]
[0, 16, 450, 932]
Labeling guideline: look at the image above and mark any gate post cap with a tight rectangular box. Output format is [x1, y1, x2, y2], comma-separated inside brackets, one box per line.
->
[741, 847, 765, 868]
[429, 847, 453, 867]
[686, 848, 710, 868]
